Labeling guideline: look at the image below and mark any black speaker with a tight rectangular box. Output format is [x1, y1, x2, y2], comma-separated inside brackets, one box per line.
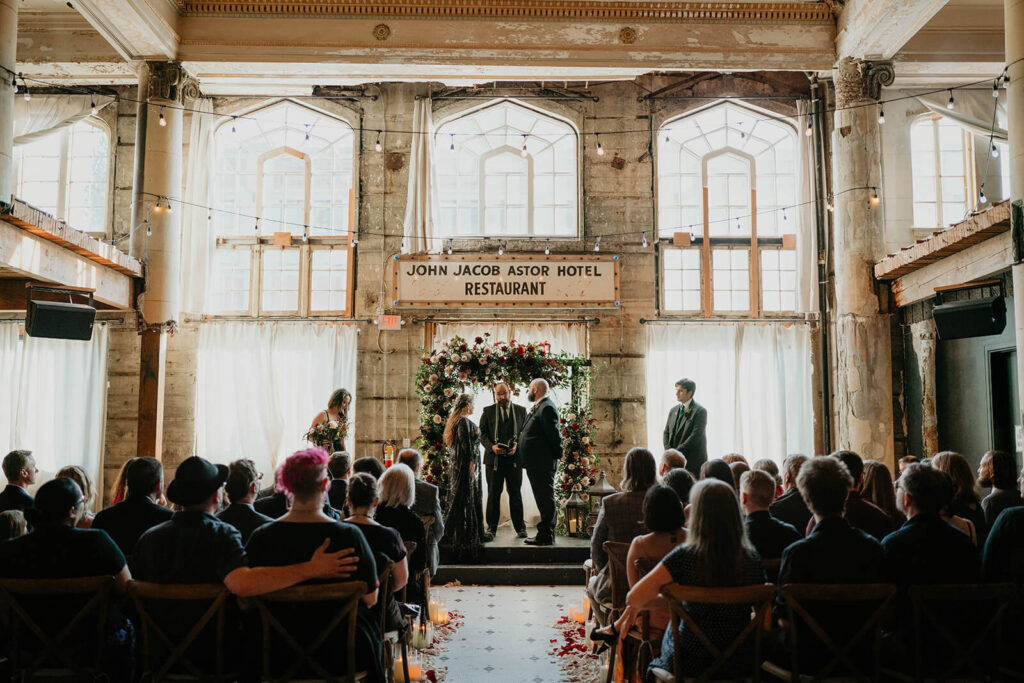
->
[25, 300, 96, 341]
[932, 295, 1006, 341]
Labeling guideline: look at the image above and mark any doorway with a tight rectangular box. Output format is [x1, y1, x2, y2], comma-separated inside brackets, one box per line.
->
[989, 348, 1020, 458]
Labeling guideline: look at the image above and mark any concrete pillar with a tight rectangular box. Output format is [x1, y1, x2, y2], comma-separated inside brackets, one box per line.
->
[831, 57, 896, 465]
[0, 0, 17, 210]
[910, 318, 938, 457]
[1007, 0, 1024, 456]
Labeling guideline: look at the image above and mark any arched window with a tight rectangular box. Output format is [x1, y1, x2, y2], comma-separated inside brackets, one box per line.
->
[13, 118, 110, 234]
[435, 100, 578, 237]
[658, 101, 798, 316]
[210, 100, 355, 316]
[910, 115, 971, 229]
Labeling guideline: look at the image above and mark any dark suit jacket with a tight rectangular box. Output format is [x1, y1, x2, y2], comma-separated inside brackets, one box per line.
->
[745, 510, 801, 563]
[411, 478, 444, 575]
[216, 503, 274, 544]
[518, 396, 562, 471]
[0, 485, 33, 513]
[328, 479, 349, 512]
[769, 487, 812, 534]
[662, 401, 708, 476]
[253, 492, 340, 521]
[981, 488, 1024, 527]
[806, 491, 895, 541]
[92, 495, 174, 555]
[479, 402, 528, 468]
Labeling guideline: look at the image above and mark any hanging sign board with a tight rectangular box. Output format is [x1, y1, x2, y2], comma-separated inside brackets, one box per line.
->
[392, 253, 620, 308]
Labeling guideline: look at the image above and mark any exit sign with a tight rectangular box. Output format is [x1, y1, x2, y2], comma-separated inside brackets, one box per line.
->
[379, 314, 402, 330]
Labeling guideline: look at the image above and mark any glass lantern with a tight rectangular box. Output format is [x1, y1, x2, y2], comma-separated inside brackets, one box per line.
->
[588, 470, 616, 530]
[565, 488, 587, 537]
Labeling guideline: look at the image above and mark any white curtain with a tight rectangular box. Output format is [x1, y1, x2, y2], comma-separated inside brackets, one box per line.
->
[13, 96, 111, 145]
[195, 322, 358, 477]
[401, 98, 438, 253]
[909, 89, 1008, 141]
[795, 100, 819, 314]
[645, 322, 814, 466]
[0, 323, 109, 498]
[180, 99, 215, 315]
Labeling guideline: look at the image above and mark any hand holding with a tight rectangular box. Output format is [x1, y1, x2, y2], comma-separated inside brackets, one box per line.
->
[492, 445, 504, 454]
[308, 539, 359, 580]
[508, 443, 517, 455]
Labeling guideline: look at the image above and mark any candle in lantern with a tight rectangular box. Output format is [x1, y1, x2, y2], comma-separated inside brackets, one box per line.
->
[581, 596, 590, 618]
[568, 515, 578, 535]
[427, 599, 439, 623]
[393, 655, 423, 682]
[573, 609, 587, 625]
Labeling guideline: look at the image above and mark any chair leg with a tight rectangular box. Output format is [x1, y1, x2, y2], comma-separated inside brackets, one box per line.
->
[401, 636, 411, 683]
[605, 639, 618, 683]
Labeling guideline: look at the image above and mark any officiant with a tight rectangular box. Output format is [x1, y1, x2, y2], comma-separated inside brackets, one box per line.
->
[479, 381, 528, 539]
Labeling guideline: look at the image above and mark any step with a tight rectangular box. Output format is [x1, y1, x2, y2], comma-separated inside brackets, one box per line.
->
[440, 542, 590, 566]
[433, 564, 587, 586]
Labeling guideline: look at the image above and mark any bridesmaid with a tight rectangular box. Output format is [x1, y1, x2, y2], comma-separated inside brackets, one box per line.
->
[310, 388, 351, 452]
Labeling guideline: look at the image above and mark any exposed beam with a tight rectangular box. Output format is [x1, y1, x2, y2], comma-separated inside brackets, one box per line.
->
[837, 0, 948, 60]
[73, 0, 180, 62]
[890, 232, 1012, 306]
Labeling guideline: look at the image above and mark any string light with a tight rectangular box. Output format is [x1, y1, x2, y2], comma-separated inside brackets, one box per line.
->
[642, 232, 648, 248]
[498, 241, 505, 256]
[947, 90, 955, 109]
[304, 124, 310, 142]
[595, 133, 605, 156]
[165, 198, 172, 214]
[446, 240, 453, 255]
[544, 240, 550, 255]
[979, 185, 987, 204]
[520, 135, 528, 158]
[991, 143, 1000, 158]
[375, 130, 382, 152]
[826, 198, 835, 212]
[231, 116, 237, 134]
[805, 120, 813, 137]
[593, 236, 601, 252]
[782, 208, 788, 221]
[870, 188, 880, 206]
[664, 130, 670, 143]
[449, 134, 455, 152]
[90, 101, 97, 116]
[877, 105, 885, 124]
[302, 225, 309, 243]
[159, 108, 166, 127]
[145, 221, 152, 237]
[993, 79, 1000, 98]
[254, 217, 260, 233]
[22, 85, 30, 101]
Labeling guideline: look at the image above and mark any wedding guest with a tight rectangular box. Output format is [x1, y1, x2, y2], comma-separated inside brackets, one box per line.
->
[659, 449, 687, 478]
[0, 450, 37, 512]
[769, 454, 812, 532]
[806, 451, 894, 541]
[109, 457, 138, 505]
[729, 460, 750, 492]
[699, 458, 733, 486]
[596, 480, 763, 678]
[722, 454, 749, 466]
[246, 449, 382, 681]
[662, 378, 708, 478]
[309, 388, 352, 452]
[588, 447, 656, 614]
[932, 451, 987, 544]
[0, 509, 27, 540]
[328, 451, 352, 512]
[345, 472, 409, 631]
[740, 470, 800, 580]
[256, 461, 341, 521]
[398, 448, 444, 575]
[353, 456, 386, 480]
[375, 463, 427, 603]
[93, 456, 173, 555]
[752, 458, 783, 497]
[663, 468, 695, 506]
[977, 450, 1023, 526]
[898, 455, 919, 479]
[983, 463, 1024, 583]
[217, 459, 273, 543]
[860, 460, 905, 525]
[57, 465, 97, 528]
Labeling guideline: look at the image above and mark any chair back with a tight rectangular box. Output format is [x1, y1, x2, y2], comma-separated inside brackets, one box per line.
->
[603, 541, 632, 610]
[420, 515, 436, 539]
[660, 583, 775, 682]
[0, 576, 114, 682]
[909, 582, 1016, 681]
[400, 541, 419, 604]
[376, 559, 396, 634]
[761, 558, 781, 578]
[254, 581, 369, 683]
[777, 582, 896, 681]
[127, 580, 234, 683]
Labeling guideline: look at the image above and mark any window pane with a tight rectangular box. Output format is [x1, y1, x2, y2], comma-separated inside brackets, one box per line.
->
[911, 117, 968, 229]
[711, 248, 749, 312]
[260, 248, 300, 312]
[211, 248, 251, 313]
[661, 247, 701, 312]
[761, 247, 797, 312]
[310, 248, 349, 311]
[15, 135, 62, 216]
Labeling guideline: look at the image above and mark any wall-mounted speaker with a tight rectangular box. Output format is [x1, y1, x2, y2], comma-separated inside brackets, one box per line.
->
[932, 295, 1007, 341]
[25, 300, 96, 341]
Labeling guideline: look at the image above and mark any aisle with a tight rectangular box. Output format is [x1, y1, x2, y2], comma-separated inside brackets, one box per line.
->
[431, 584, 586, 682]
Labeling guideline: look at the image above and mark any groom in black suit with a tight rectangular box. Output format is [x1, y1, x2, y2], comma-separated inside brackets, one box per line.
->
[479, 381, 529, 539]
[663, 378, 708, 479]
[519, 378, 562, 546]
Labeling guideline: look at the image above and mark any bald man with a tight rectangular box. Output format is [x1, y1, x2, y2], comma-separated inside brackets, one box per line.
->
[518, 378, 563, 545]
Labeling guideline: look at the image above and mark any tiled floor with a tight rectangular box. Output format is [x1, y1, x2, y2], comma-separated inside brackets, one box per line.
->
[432, 584, 589, 683]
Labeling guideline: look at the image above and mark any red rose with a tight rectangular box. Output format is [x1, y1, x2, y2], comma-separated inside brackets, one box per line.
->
[518, 345, 525, 354]
[572, 423, 579, 429]
[475, 336, 483, 344]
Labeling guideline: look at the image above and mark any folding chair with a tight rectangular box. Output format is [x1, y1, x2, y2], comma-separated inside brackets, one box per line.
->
[255, 581, 370, 683]
[647, 583, 774, 683]
[0, 576, 114, 683]
[128, 580, 236, 683]
[762, 583, 896, 683]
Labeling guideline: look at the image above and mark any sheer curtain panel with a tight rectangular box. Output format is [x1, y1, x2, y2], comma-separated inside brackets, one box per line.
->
[402, 98, 438, 253]
[195, 322, 358, 477]
[13, 96, 110, 145]
[180, 98, 215, 315]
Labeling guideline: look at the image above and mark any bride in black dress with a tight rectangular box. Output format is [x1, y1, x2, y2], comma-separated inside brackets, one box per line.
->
[309, 388, 351, 452]
[442, 393, 492, 562]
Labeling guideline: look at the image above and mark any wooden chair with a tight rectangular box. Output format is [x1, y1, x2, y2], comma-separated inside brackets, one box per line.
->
[418, 518, 435, 607]
[762, 583, 896, 683]
[647, 583, 775, 683]
[398, 540, 419, 605]
[760, 558, 781, 582]
[0, 576, 114, 683]
[254, 581, 370, 683]
[588, 541, 630, 628]
[128, 580, 236, 683]
[603, 557, 665, 683]
[377, 560, 411, 683]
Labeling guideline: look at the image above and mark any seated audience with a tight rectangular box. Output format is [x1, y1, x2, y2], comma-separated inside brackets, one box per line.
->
[932, 451, 987, 545]
[109, 457, 138, 506]
[699, 458, 734, 486]
[246, 449, 382, 681]
[345, 472, 409, 631]
[216, 459, 274, 543]
[769, 454, 811, 533]
[56, 465, 97, 529]
[374, 463, 428, 603]
[978, 449, 1023, 526]
[983, 461, 1024, 583]
[327, 451, 352, 513]
[588, 447, 656, 609]
[729, 460, 750, 491]
[93, 456, 173, 555]
[659, 449, 687, 477]
[0, 450, 37, 512]
[721, 453, 749, 466]
[601, 479, 763, 678]
[897, 455, 919, 479]
[398, 448, 445, 575]
[662, 467, 695, 506]
[0, 509, 27, 540]
[740, 470, 800, 579]
[860, 460, 905, 525]
[255, 462, 341, 521]
[752, 458, 783, 498]
[0, 478, 132, 680]
[353, 456, 387, 480]
[807, 451, 894, 541]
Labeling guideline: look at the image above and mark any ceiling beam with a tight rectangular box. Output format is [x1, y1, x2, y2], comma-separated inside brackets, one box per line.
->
[73, 0, 180, 62]
[836, 0, 949, 60]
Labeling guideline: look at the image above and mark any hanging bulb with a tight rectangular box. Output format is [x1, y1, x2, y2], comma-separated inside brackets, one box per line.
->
[594, 237, 601, 252]
[664, 131, 670, 143]
[993, 79, 1000, 98]
[446, 240, 453, 255]
[375, 130, 382, 152]
[877, 106, 885, 124]
[826, 195, 835, 212]
[159, 108, 166, 127]
[805, 120, 813, 137]
[302, 226, 309, 243]
[22, 85, 30, 102]
[947, 90, 955, 110]
[979, 186, 987, 204]
[642, 232, 648, 248]
[595, 133, 605, 156]
[90, 101, 98, 116]
[544, 240, 550, 255]
[991, 143, 999, 158]
[449, 134, 455, 152]
[145, 221, 152, 237]
[254, 217, 260, 233]
[782, 208, 788, 221]
[165, 199, 172, 214]
[231, 117, 237, 134]
[207, 211, 212, 221]
[870, 188, 880, 206]
[498, 241, 505, 256]
[521, 135, 528, 158]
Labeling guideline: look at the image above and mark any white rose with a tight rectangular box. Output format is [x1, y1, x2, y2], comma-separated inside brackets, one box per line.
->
[480, 358, 488, 365]
[433, 415, 443, 424]
[424, 384, 432, 392]
[430, 356, 438, 364]
[429, 374, 439, 383]
[567, 413, 577, 421]
[445, 365, 454, 375]
[582, 457, 591, 466]
[582, 436, 590, 445]
[328, 421, 339, 429]
[444, 387, 454, 397]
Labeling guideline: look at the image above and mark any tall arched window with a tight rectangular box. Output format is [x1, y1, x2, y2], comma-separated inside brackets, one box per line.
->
[435, 100, 578, 237]
[13, 118, 110, 234]
[210, 100, 355, 316]
[658, 102, 798, 316]
[910, 115, 971, 229]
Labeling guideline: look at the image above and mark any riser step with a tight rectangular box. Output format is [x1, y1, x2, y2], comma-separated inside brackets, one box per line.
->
[433, 564, 587, 586]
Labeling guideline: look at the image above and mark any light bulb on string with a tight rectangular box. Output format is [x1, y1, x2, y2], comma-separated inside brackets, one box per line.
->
[207, 210, 212, 221]
[947, 90, 955, 109]
[521, 135, 528, 158]
[993, 79, 1000, 98]
[449, 134, 455, 152]
[22, 85, 30, 102]
[991, 143, 999, 158]
[544, 240, 550, 255]
[254, 217, 260, 234]
[979, 186, 987, 204]
[304, 124, 310, 142]
[375, 131, 382, 152]
[642, 232, 648, 248]
[782, 207, 788, 221]
[826, 195, 835, 212]
[90, 101, 97, 116]
[595, 133, 605, 156]
[594, 237, 601, 252]
[498, 241, 505, 256]
[805, 120, 813, 137]
[159, 108, 166, 126]
[877, 105, 885, 124]
[165, 198, 172, 214]
[302, 226, 309, 244]
[664, 130, 670, 143]
[145, 221, 152, 237]
[231, 116, 237, 134]
[870, 188, 881, 206]
[446, 240, 453, 255]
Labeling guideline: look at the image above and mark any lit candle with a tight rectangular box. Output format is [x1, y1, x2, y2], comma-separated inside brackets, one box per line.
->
[581, 596, 590, 617]
[573, 610, 586, 625]
[428, 600, 439, 623]
[408, 654, 423, 681]
[568, 515, 578, 535]
[568, 606, 578, 622]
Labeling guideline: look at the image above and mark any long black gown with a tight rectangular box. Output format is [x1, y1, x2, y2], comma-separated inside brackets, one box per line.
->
[443, 417, 486, 563]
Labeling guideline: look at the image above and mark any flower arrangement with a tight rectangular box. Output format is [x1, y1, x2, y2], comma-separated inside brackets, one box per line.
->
[304, 419, 348, 450]
[557, 404, 599, 510]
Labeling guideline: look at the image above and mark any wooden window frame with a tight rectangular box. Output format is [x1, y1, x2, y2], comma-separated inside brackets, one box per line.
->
[912, 115, 975, 230]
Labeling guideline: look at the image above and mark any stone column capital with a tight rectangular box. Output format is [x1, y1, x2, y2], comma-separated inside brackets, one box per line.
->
[834, 57, 895, 107]
[143, 61, 200, 104]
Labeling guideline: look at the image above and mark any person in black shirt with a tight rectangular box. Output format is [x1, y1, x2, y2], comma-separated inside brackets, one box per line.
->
[327, 451, 351, 514]
[353, 456, 386, 480]
[978, 450, 1024, 526]
[93, 456, 173, 555]
[769, 454, 812, 533]
[217, 458, 273, 543]
[740, 469, 800, 580]
[375, 464, 427, 604]
[0, 449, 37, 512]
[247, 448, 382, 681]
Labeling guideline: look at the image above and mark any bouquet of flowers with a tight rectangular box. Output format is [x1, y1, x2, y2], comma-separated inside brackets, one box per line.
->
[304, 419, 348, 450]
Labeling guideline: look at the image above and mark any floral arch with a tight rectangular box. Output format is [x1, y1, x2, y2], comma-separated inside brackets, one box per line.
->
[416, 335, 598, 515]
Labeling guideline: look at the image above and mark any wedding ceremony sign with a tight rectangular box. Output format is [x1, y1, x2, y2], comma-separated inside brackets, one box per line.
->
[392, 254, 620, 308]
